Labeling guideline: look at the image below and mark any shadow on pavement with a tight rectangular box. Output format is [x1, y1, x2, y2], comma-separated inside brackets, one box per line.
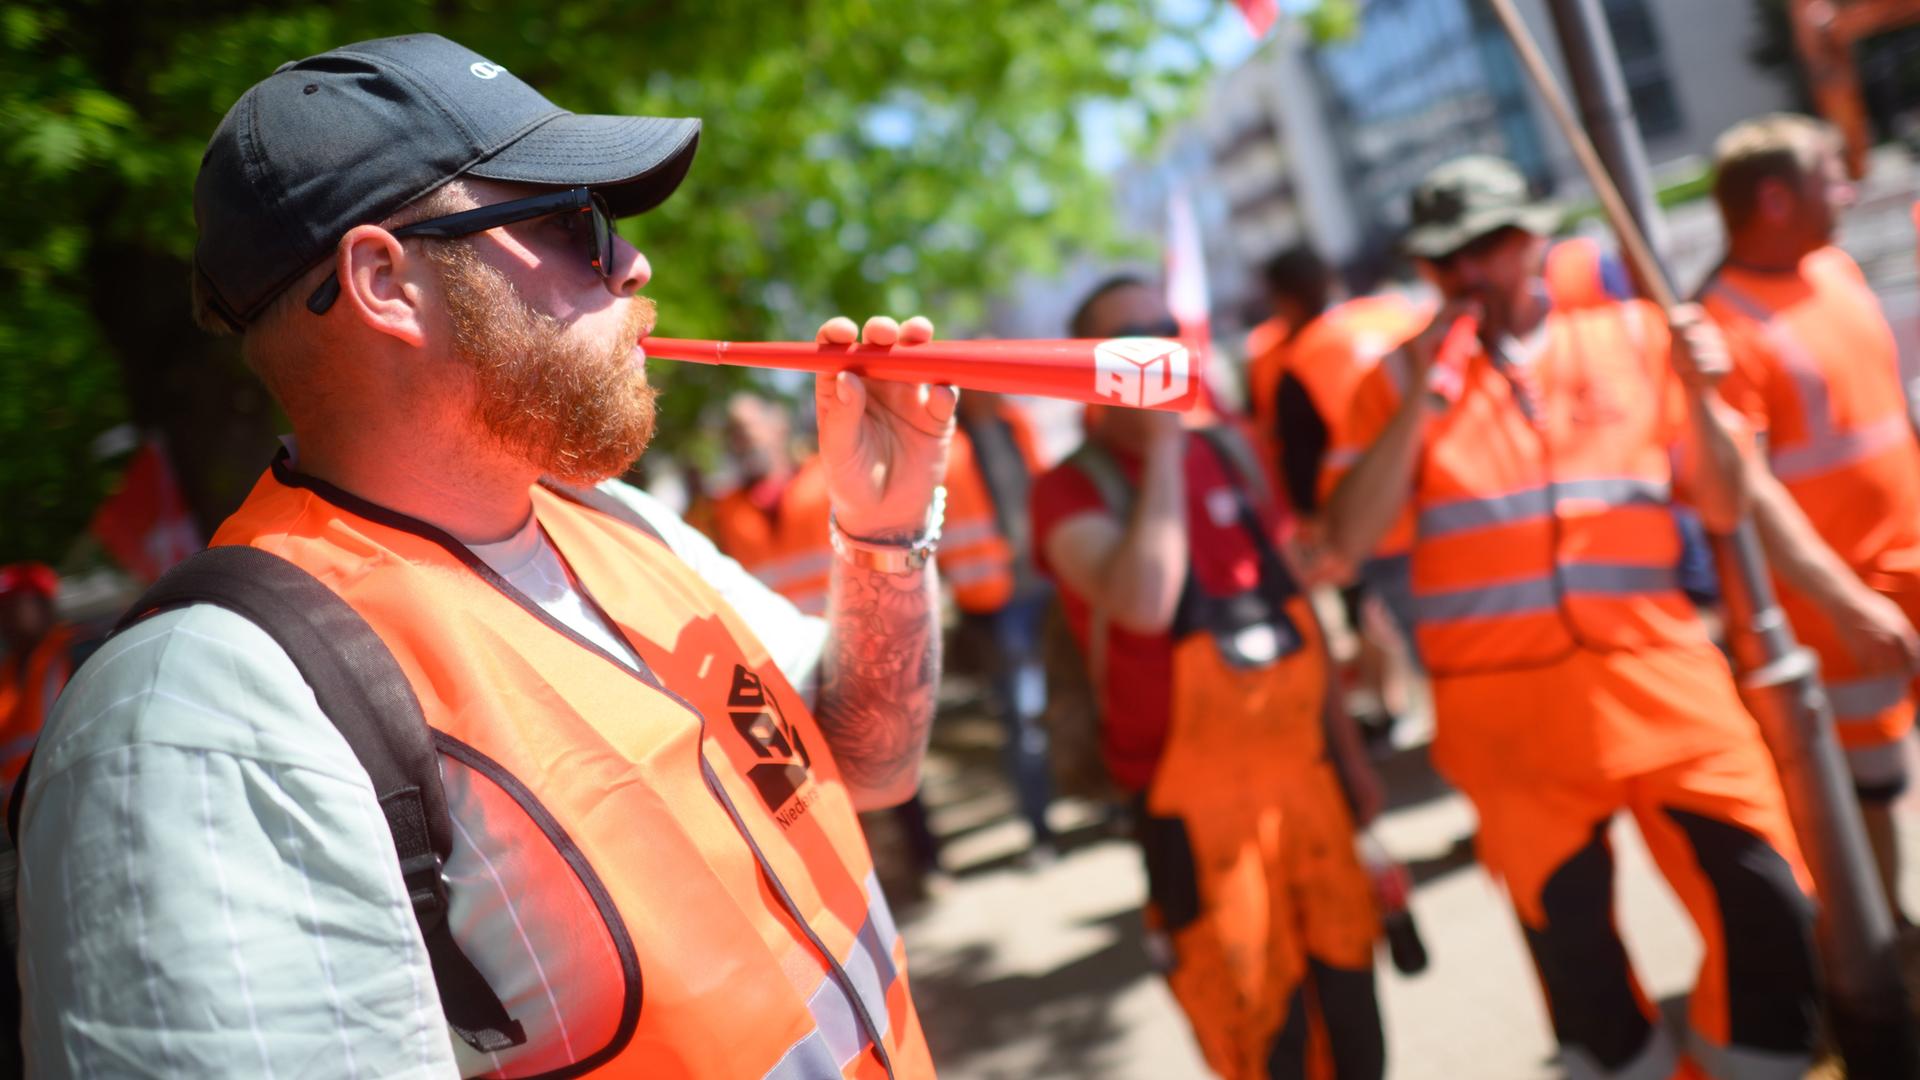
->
[911, 906, 1166, 1080]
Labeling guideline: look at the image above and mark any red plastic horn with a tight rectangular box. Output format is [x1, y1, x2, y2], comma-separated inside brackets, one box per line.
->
[641, 336, 1208, 413]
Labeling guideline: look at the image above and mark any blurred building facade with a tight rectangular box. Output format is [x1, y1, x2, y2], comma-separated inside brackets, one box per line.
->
[1072, 0, 1796, 335]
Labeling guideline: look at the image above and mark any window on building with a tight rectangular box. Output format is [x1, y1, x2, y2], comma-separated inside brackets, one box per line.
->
[1603, 0, 1683, 140]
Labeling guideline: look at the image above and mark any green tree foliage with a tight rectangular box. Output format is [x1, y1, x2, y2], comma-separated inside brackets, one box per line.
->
[2, 0, 1224, 562]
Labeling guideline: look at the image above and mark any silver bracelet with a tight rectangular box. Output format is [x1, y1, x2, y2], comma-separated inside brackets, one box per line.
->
[828, 486, 946, 574]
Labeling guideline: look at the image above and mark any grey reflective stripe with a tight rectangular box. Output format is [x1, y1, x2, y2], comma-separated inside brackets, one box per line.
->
[1415, 576, 1557, 622]
[1705, 279, 1906, 482]
[1769, 413, 1911, 481]
[939, 520, 1000, 548]
[804, 871, 902, 1069]
[1559, 563, 1677, 596]
[764, 1029, 841, 1080]
[1686, 1027, 1810, 1080]
[1825, 672, 1910, 721]
[1561, 1022, 1676, 1080]
[1418, 487, 1551, 539]
[753, 551, 834, 589]
[1706, 280, 1835, 443]
[1557, 476, 1671, 508]
[940, 560, 1002, 586]
[1324, 447, 1362, 470]
[1846, 740, 1909, 789]
[1416, 477, 1669, 539]
[1414, 563, 1676, 623]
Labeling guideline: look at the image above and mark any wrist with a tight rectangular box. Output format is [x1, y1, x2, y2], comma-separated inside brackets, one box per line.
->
[830, 488, 947, 574]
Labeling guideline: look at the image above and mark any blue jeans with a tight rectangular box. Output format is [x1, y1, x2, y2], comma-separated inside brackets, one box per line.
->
[975, 591, 1055, 844]
[1359, 554, 1422, 673]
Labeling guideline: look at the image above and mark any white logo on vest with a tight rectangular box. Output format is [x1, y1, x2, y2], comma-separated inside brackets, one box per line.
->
[469, 61, 507, 80]
[1094, 337, 1190, 408]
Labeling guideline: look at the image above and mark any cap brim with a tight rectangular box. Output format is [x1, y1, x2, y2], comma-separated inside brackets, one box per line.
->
[467, 113, 701, 217]
[1402, 204, 1561, 259]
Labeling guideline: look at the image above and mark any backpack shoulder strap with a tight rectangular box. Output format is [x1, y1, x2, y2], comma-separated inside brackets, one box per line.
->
[1194, 424, 1273, 515]
[1062, 440, 1134, 519]
[13, 546, 526, 1053]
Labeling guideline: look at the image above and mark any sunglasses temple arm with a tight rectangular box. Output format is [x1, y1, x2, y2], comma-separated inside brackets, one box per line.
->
[307, 273, 342, 315]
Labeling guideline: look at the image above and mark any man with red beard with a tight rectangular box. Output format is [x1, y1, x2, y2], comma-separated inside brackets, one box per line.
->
[15, 35, 948, 1078]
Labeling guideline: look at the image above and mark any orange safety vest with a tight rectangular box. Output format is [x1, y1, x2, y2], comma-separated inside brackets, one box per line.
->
[940, 406, 1041, 615]
[1408, 301, 1707, 676]
[0, 624, 75, 797]
[1701, 247, 1920, 743]
[1309, 301, 1433, 562]
[705, 456, 835, 617]
[211, 456, 933, 1079]
[1543, 236, 1624, 311]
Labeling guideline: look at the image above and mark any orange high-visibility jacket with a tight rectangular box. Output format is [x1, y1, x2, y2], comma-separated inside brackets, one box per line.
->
[1544, 237, 1619, 310]
[705, 456, 835, 617]
[1703, 246, 1920, 738]
[940, 405, 1041, 615]
[1305, 299, 1435, 560]
[1389, 302, 1708, 675]
[0, 623, 75, 797]
[211, 457, 934, 1079]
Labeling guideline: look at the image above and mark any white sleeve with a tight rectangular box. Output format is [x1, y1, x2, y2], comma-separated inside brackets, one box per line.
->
[590, 478, 830, 700]
[17, 605, 457, 1080]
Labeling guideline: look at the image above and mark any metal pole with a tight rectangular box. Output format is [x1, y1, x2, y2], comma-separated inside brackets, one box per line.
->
[1483, 0, 1917, 1073]
[1543, 0, 1669, 268]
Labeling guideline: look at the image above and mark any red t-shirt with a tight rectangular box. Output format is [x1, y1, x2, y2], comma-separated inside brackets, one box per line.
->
[1030, 432, 1284, 792]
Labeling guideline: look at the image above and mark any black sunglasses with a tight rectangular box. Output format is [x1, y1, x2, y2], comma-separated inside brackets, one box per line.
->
[1109, 319, 1183, 339]
[306, 186, 616, 315]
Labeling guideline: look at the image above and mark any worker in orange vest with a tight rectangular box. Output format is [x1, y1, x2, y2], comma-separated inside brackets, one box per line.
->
[1037, 276, 1387, 1079]
[703, 391, 835, 616]
[1246, 248, 1429, 743]
[1543, 234, 1632, 311]
[944, 391, 1058, 856]
[1699, 112, 1920, 922]
[1327, 156, 1819, 1078]
[16, 34, 946, 1076]
[0, 564, 75, 802]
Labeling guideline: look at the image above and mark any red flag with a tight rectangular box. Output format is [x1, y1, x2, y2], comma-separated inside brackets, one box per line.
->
[1165, 185, 1211, 354]
[1165, 185, 1225, 415]
[1235, 0, 1279, 37]
[88, 439, 201, 583]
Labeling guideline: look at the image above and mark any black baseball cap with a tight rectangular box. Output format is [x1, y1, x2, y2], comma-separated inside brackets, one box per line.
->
[194, 33, 701, 330]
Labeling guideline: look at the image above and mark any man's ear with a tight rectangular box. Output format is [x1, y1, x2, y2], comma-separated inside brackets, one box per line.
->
[336, 225, 432, 347]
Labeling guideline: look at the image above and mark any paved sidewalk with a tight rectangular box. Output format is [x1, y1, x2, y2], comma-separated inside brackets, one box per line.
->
[900, 704, 1920, 1080]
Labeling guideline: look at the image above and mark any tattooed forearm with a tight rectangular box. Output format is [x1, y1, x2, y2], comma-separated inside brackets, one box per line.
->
[815, 557, 941, 809]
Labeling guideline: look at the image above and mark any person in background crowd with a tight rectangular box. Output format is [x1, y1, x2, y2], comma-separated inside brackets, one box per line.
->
[944, 390, 1058, 860]
[0, 563, 75, 801]
[1326, 155, 1819, 1079]
[701, 390, 835, 616]
[1036, 276, 1388, 1080]
[1542, 234, 1633, 311]
[1700, 112, 1920, 923]
[17, 34, 947, 1077]
[1247, 247, 1429, 745]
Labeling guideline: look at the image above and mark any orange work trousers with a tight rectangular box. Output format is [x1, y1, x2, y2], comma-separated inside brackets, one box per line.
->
[1434, 646, 1819, 1079]
[1140, 597, 1381, 1080]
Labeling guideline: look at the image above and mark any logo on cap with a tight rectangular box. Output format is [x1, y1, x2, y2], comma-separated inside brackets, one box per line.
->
[469, 61, 507, 80]
[1093, 337, 1190, 409]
